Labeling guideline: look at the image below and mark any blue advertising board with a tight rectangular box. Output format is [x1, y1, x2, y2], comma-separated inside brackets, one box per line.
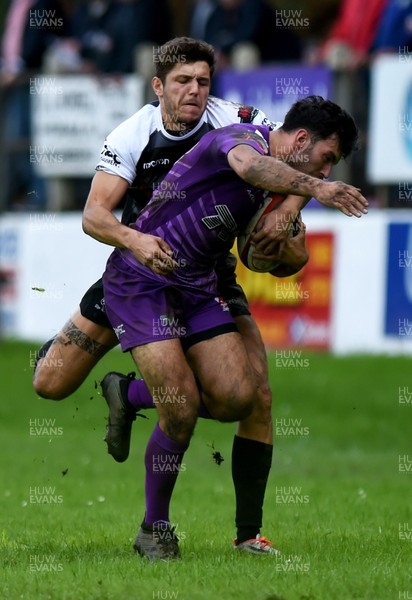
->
[385, 223, 412, 337]
[216, 65, 331, 123]
[216, 65, 331, 211]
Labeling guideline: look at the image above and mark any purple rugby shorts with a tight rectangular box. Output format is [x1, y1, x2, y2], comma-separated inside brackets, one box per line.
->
[103, 250, 236, 351]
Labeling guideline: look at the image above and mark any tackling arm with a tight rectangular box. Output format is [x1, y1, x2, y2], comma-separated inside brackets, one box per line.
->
[83, 171, 135, 248]
[82, 171, 177, 274]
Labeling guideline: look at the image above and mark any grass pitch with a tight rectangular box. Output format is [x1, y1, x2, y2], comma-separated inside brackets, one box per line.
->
[0, 341, 410, 600]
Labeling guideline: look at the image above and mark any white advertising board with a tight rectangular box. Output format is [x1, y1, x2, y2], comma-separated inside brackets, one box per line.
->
[368, 54, 412, 183]
[1, 211, 412, 355]
[0, 213, 111, 341]
[31, 75, 143, 177]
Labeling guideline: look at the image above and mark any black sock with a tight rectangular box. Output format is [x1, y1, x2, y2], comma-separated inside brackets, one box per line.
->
[33, 336, 56, 373]
[231, 434, 273, 543]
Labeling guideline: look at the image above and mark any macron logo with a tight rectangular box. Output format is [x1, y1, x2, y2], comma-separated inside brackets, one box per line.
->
[114, 324, 125, 338]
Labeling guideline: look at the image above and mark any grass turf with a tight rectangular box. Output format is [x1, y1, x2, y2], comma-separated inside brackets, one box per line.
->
[0, 340, 411, 600]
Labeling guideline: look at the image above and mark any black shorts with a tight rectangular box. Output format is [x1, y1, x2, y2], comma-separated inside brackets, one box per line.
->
[215, 252, 251, 318]
[79, 277, 111, 328]
[79, 252, 250, 329]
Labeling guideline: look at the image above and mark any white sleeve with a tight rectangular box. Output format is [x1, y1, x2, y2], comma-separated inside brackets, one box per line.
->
[95, 104, 156, 184]
[206, 96, 282, 130]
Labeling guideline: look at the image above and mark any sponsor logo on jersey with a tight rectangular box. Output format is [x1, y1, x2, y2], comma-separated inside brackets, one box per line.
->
[93, 299, 106, 313]
[143, 158, 170, 169]
[202, 204, 238, 241]
[237, 105, 259, 123]
[214, 296, 230, 312]
[100, 144, 121, 167]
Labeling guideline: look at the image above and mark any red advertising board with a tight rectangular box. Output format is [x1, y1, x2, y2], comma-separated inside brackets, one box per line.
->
[235, 232, 334, 349]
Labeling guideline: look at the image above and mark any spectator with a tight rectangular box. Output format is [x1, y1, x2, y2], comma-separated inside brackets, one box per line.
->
[372, 0, 412, 53]
[203, 0, 302, 71]
[47, 0, 173, 75]
[1, 0, 68, 84]
[189, 0, 217, 40]
[308, 0, 388, 69]
[0, 0, 68, 210]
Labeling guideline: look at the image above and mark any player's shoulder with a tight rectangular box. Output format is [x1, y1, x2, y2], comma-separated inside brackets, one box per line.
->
[97, 102, 160, 181]
[205, 96, 280, 129]
[214, 121, 271, 139]
[200, 122, 270, 160]
[205, 96, 259, 127]
[107, 102, 158, 143]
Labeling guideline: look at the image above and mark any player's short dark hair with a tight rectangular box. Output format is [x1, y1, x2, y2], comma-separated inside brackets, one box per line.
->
[154, 37, 216, 83]
[281, 95, 359, 158]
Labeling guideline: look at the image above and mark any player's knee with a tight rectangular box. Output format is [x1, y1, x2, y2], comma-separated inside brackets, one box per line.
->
[162, 414, 197, 444]
[160, 403, 198, 444]
[33, 358, 72, 400]
[213, 385, 255, 422]
[33, 369, 67, 400]
[216, 400, 253, 423]
[31, 338, 65, 400]
[33, 365, 68, 400]
[254, 380, 272, 421]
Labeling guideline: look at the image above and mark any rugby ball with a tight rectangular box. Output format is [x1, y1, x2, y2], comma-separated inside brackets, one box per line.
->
[237, 193, 286, 273]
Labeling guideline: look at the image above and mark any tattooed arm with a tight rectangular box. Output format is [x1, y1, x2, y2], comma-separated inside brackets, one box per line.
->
[227, 143, 367, 218]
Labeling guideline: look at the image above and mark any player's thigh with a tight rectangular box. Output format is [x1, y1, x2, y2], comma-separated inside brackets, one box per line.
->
[234, 314, 270, 395]
[234, 315, 272, 440]
[70, 310, 118, 347]
[131, 339, 200, 441]
[186, 332, 256, 419]
[33, 310, 117, 399]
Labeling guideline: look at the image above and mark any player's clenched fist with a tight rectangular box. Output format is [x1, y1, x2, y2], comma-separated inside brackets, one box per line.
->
[130, 233, 178, 274]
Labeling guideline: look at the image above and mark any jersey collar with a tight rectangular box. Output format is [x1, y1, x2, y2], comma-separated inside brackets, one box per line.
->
[155, 105, 208, 141]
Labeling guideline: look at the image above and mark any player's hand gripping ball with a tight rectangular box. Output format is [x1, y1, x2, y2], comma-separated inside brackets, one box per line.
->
[237, 193, 300, 273]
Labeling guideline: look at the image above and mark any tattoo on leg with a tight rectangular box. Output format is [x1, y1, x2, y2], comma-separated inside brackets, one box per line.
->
[61, 320, 108, 358]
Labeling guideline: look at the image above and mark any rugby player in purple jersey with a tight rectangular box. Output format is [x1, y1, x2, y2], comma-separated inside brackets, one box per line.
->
[83, 93, 367, 560]
[35, 37, 367, 559]
[33, 38, 297, 557]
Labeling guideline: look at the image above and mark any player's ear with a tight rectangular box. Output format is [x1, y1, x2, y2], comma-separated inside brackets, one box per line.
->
[294, 129, 310, 150]
[152, 77, 164, 98]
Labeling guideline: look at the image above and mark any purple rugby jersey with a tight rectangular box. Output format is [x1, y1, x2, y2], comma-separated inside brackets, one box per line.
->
[103, 123, 277, 349]
[117, 123, 272, 289]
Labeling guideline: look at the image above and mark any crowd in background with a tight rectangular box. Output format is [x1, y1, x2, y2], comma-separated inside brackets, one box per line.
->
[1, 0, 411, 211]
